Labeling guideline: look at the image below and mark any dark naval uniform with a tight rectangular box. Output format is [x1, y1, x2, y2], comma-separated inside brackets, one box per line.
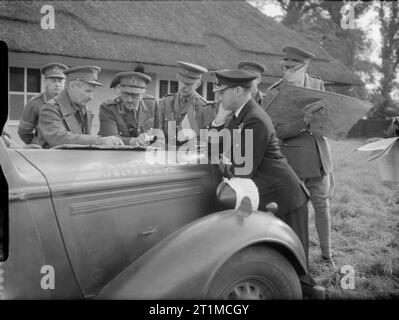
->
[210, 70, 314, 287]
[98, 94, 161, 145]
[18, 92, 50, 145]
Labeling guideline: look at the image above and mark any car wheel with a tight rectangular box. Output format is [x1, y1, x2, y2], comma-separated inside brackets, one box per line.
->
[206, 246, 302, 300]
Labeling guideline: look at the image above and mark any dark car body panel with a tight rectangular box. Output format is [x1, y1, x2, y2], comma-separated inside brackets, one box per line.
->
[97, 209, 306, 299]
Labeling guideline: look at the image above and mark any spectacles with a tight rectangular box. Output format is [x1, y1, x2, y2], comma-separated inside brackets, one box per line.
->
[280, 63, 304, 73]
[121, 92, 140, 99]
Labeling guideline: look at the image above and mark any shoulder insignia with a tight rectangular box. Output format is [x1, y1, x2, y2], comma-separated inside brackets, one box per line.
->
[28, 93, 43, 101]
[160, 92, 175, 101]
[308, 74, 321, 80]
[201, 101, 217, 108]
[194, 94, 207, 105]
[104, 97, 121, 106]
[46, 97, 57, 105]
[198, 95, 208, 104]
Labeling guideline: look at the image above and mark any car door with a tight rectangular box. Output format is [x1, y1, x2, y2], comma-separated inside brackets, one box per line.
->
[22, 148, 218, 297]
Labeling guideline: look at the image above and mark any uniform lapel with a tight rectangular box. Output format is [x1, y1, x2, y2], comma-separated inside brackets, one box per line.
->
[56, 90, 83, 134]
[234, 99, 253, 128]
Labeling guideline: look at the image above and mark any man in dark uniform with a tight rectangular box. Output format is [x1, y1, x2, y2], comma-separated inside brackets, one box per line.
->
[38, 66, 123, 148]
[18, 62, 68, 145]
[210, 69, 323, 296]
[98, 71, 161, 147]
[159, 61, 209, 144]
[264, 46, 335, 267]
[237, 61, 266, 106]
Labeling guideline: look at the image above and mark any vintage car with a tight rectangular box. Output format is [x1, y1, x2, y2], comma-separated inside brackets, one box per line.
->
[0, 136, 308, 299]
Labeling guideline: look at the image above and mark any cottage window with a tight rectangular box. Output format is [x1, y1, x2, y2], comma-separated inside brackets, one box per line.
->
[159, 80, 179, 98]
[206, 82, 215, 101]
[9, 67, 41, 121]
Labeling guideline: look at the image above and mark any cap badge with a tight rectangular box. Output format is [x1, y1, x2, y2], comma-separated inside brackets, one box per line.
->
[130, 77, 137, 86]
[52, 66, 61, 74]
[93, 70, 99, 80]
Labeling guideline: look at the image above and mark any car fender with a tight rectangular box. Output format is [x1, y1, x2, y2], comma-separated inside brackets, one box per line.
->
[97, 208, 306, 299]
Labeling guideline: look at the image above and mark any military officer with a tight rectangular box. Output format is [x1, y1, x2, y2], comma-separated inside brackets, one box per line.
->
[18, 62, 68, 145]
[38, 66, 123, 148]
[237, 61, 266, 106]
[159, 61, 209, 143]
[265, 46, 335, 267]
[209, 69, 322, 293]
[98, 71, 162, 147]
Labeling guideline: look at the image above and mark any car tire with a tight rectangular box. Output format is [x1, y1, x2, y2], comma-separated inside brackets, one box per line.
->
[205, 246, 302, 300]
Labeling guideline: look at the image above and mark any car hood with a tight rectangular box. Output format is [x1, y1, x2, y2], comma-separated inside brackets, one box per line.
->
[17, 149, 209, 196]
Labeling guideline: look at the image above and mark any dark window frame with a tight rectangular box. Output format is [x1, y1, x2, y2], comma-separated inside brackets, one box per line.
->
[9, 66, 42, 121]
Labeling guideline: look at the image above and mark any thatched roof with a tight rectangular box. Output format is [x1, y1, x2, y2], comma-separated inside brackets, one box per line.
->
[0, 0, 362, 85]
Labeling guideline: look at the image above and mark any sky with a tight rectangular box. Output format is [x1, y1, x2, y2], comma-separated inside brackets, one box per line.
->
[247, 0, 396, 95]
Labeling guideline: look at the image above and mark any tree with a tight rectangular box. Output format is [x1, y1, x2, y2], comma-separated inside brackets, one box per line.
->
[249, 1, 378, 105]
[375, 1, 399, 117]
[276, 0, 320, 27]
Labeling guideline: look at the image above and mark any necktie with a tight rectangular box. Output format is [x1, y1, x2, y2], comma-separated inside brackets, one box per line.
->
[77, 106, 87, 133]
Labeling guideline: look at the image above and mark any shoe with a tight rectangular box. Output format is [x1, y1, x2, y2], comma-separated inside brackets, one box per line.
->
[300, 280, 326, 300]
[321, 255, 337, 269]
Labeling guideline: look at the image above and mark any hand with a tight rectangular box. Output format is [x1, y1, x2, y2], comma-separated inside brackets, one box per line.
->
[214, 103, 232, 125]
[129, 133, 148, 147]
[23, 144, 42, 149]
[303, 100, 328, 124]
[2, 135, 21, 149]
[218, 154, 233, 179]
[98, 136, 124, 146]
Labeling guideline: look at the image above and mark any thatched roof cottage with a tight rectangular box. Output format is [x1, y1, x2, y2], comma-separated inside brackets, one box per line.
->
[0, 0, 363, 141]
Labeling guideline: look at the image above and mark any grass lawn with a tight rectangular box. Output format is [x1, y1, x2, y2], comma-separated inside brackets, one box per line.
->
[308, 138, 399, 299]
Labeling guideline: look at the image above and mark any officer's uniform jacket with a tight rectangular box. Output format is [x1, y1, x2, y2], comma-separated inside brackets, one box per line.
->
[18, 92, 50, 145]
[159, 91, 208, 134]
[211, 99, 309, 217]
[264, 74, 333, 179]
[98, 94, 161, 145]
[38, 89, 96, 148]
